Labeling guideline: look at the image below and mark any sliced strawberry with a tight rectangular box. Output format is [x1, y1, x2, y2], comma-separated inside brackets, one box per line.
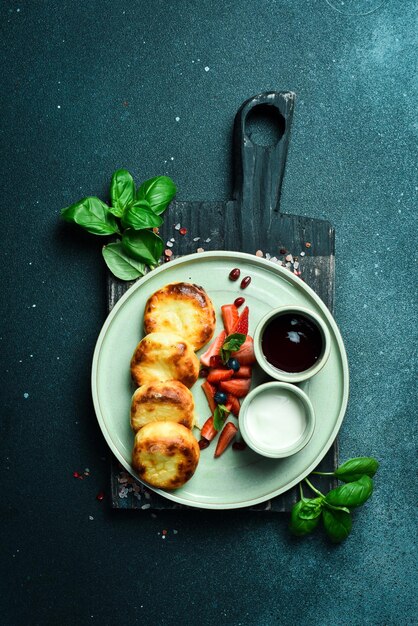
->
[200, 330, 226, 367]
[214, 422, 238, 458]
[233, 365, 252, 379]
[200, 416, 217, 442]
[209, 354, 223, 369]
[232, 306, 249, 335]
[201, 380, 217, 414]
[220, 378, 251, 398]
[207, 368, 234, 384]
[221, 304, 239, 335]
[231, 335, 256, 365]
[226, 394, 241, 417]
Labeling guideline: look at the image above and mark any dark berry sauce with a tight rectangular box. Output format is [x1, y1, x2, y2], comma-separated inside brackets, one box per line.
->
[261, 313, 323, 373]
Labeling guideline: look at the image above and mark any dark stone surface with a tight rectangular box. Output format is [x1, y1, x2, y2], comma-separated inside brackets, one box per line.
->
[1, 1, 416, 625]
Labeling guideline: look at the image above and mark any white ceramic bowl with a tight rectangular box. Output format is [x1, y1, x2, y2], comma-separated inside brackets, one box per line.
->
[253, 305, 331, 383]
[240, 381, 316, 458]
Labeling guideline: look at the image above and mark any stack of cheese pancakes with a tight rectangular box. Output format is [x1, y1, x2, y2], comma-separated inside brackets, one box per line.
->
[130, 282, 216, 489]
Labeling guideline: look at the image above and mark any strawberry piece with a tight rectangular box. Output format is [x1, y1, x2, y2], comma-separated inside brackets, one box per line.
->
[233, 365, 252, 379]
[201, 381, 217, 414]
[209, 355, 223, 369]
[207, 368, 234, 384]
[200, 416, 217, 442]
[231, 336, 256, 365]
[214, 422, 238, 458]
[221, 304, 239, 335]
[226, 394, 240, 417]
[232, 306, 249, 335]
[220, 378, 251, 398]
[200, 330, 226, 367]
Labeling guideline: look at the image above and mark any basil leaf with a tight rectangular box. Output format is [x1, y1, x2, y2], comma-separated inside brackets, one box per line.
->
[109, 169, 135, 217]
[213, 404, 230, 431]
[136, 175, 176, 215]
[121, 229, 163, 265]
[298, 497, 324, 520]
[223, 333, 246, 352]
[220, 333, 246, 364]
[61, 197, 119, 236]
[326, 475, 374, 509]
[289, 499, 321, 536]
[102, 242, 146, 280]
[121, 200, 163, 231]
[322, 508, 352, 543]
[334, 457, 379, 483]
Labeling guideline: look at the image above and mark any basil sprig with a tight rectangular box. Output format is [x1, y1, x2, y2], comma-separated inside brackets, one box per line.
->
[289, 457, 379, 543]
[220, 333, 246, 364]
[61, 169, 176, 280]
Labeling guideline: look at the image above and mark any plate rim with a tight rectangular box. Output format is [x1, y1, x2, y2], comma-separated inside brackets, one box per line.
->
[91, 250, 349, 510]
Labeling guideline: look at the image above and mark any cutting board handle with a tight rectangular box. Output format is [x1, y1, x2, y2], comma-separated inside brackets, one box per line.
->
[233, 91, 295, 214]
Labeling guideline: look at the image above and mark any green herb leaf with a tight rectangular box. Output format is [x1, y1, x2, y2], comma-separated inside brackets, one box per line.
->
[61, 197, 119, 236]
[298, 497, 324, 520]
[121, 229, 163, 265]
[334, 457, 379, 483]
[325, 475, 374, 509]
[121, 200, 163, 231]
[136, 175, 176, 215]
[220, 333, 246, 364]
[213, 404, 230, 431]
[109, 169, 135, 217]
[289, 499, 321, 536]
[322, 508, 352, 543]
[102, 242, 146, 280]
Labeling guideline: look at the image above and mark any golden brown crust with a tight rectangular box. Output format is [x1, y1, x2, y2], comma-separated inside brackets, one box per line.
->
[130, 332, 199, 388]
[132, 421, 200, 489]
[143, 282, 216, 350]
[130, 380, 195, 432]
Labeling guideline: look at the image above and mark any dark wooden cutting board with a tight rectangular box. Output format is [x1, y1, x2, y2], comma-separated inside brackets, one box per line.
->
[108, 92, 338, 511]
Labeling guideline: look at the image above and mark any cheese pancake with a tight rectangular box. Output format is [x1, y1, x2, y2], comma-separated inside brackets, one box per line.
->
[132, 421, 200, 489]
[130, 332, 199, 388]
[130, 380, 195, 432]
[143, 282, 216, 351]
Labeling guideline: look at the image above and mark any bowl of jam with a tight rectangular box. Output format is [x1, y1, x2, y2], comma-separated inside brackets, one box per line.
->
[254, 306, 331, 383]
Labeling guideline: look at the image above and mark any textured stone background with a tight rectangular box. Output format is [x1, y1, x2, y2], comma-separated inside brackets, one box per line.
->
[1, 1, 416, 624]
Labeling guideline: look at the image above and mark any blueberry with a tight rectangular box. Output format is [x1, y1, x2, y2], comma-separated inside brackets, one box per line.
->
[226, 358, 240, 372]
[214, 391, 228, 405]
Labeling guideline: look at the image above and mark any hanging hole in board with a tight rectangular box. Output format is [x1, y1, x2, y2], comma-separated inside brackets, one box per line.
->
[245, 104, 285, 147]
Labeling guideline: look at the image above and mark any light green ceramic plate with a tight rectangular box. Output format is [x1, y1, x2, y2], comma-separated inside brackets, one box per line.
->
[91, 251, 349, 509]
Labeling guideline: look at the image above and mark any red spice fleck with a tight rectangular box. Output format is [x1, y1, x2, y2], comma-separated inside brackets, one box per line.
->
[73, 471, 83, 480]
[279, 248, 287, 255]
[198, 438, 210, 450]
[96, 491, 105, 501]
[240, 276, 251, 289]
[305, 242, 311, 248]
[179, 227, 187, 235]
[234, 297, 245, 308]
[162, 529, 168, 535]
[232, 441, 247, 451]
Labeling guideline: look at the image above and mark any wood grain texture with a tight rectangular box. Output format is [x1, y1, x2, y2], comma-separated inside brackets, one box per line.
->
[107, 92, 339, 511]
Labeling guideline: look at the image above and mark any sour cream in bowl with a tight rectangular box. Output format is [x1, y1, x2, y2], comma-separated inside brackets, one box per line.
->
[239, 382, 315, 458]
